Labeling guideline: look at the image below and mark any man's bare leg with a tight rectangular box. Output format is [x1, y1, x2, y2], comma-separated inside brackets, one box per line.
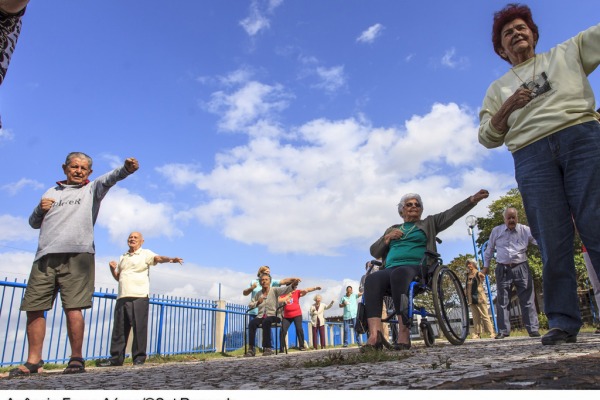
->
[25, 310, 45, 363]
[65, 308, 84, 359]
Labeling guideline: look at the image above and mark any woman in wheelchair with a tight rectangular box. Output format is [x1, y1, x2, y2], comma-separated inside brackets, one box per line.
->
[364, 189, 489, 350]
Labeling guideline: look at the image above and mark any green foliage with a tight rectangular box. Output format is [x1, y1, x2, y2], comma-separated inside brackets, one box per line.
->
[537, 313, 549, 330]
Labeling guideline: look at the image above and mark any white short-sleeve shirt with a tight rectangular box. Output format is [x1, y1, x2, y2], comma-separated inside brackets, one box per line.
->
[117, 248, 157, 298]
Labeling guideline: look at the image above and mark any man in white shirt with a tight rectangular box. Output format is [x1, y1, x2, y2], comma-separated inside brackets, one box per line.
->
[97, 232, 183, 367]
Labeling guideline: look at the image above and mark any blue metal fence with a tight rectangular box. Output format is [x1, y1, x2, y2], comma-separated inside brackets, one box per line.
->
[1, 278, 352, 367]
[0, 278, 224, 366]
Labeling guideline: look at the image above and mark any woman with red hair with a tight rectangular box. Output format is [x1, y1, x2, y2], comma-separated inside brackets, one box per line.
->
[479, 3, 600, 346]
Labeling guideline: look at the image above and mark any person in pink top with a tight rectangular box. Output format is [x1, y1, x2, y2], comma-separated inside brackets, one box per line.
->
[278, 282, 321, 352]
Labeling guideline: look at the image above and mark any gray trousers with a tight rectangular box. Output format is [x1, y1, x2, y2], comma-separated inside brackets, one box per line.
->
[109, 297, 149, 364]
[495, 262, 539, 334]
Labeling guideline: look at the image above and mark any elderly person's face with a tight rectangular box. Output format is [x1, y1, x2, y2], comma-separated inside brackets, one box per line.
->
[260, 275, 271, 288]
[499, 18, 536, 65]
[467, 261, 477, 272]
[504, 209, 519, 230]
[315, 295, 322, 303]
[127, 232, 144, 251]
[62, 157, 92, 185]
[401, 198, 423, 222]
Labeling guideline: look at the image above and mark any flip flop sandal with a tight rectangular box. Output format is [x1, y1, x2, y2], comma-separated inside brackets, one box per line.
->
[8, 360, 44, 377]
[63, 357, 86, 374]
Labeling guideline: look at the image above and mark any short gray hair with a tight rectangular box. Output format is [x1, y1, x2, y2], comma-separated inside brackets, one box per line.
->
[64, 152, 93, 168]
[313, 294, 322, 302]
[465, 258, 477, 267]
[397, 193, 424, 215]
[502, 207, 518, 218]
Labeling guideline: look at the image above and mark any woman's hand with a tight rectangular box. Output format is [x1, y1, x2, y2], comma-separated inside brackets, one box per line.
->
[490, 87, 534, 133]
[470, 189, 489, 203]
[384, 229, 403, 244]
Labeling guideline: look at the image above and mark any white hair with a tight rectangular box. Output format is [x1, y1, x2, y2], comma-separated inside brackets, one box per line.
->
[397, 193, 424, 215]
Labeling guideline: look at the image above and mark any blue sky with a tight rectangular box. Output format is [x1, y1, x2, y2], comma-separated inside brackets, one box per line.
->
[0, 1, 598, 317]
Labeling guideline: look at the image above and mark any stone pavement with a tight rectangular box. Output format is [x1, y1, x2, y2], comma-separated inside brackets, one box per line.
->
[3, 333, 600, 390]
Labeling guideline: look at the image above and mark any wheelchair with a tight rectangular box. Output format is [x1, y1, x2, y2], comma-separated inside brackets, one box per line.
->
[382, 250, 469, 346]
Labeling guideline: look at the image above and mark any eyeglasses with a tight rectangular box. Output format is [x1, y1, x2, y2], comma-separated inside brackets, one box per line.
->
[404, 202, 421, 208]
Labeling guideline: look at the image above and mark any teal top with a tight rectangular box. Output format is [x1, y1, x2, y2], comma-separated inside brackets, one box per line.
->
[385, 222, 427, 268]
[340, 293, 360, 319]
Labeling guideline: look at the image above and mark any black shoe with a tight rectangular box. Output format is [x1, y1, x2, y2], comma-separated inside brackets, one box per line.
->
[392, 342, 411, 351]
[495, 333, 509, 339]
[529, 331, 541, 337]
[95, 359, 122, 367]
[376, 331, 393, 350]
[541, 328, 577, 345]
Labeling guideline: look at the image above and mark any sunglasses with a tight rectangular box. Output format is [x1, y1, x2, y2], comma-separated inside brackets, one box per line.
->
[404, 202, 422, 208]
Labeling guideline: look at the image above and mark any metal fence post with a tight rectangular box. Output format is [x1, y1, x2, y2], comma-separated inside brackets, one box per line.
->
[156, 303, 165, 356]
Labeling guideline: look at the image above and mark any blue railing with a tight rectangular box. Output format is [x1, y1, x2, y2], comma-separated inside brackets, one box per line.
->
[0, 279, 224, 366]
[0, 278, 353, 367]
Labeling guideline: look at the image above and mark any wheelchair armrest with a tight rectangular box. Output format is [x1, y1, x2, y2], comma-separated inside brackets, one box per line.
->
[424, 250, 440, 259]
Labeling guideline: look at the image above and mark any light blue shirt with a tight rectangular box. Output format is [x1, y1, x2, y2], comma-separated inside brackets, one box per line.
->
[484, 223, 537, 267]
[340, 293, 359, 320]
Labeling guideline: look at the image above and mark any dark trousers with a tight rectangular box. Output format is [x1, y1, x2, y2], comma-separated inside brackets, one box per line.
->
[364, 265, 421, 325]
[248, 316, 279, 349]
[109, 297, 149, 364]
[280, 315, 304, 350]
[312, 323, 326, 349]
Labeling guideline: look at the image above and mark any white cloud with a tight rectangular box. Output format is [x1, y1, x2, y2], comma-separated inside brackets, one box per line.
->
[100, 153, 123, 170]
[356, 23, 384, 44]
[218, 67, 255, 86]
[0, 250, 351, 321]
[239, 0, 284, 37]
[0, 214, 39, 243]
[159, 102, 513, 255]
[0, 250, 35, 280]
[0, 128, 14, 142]
[1, 178, 44, 196]
[205, 80, 291, 133]
[97, 187, 182, 244]
[312, 65, 347, 94]
[441, 47, 470, 69]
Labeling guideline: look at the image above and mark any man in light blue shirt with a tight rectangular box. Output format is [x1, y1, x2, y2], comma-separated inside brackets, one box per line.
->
[483, 207, 540, 339]
[339, 286, 363, 347]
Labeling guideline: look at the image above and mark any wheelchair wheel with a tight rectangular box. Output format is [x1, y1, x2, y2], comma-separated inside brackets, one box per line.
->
[432, 266, 469, 345]
[420, 320, 435, 347]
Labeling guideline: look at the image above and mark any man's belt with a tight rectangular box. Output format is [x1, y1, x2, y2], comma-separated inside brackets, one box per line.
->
[498, 261, 527, 268]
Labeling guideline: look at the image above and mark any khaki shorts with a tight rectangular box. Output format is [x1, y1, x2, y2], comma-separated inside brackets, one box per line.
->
[20, 253, 95, 311]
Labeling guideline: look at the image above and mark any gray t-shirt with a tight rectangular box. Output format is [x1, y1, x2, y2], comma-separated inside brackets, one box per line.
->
[29, 166, 132, 261]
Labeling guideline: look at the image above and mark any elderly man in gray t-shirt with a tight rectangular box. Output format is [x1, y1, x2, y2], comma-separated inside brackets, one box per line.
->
[10, 152, 138, 377]
[483, 207, 540, 340]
